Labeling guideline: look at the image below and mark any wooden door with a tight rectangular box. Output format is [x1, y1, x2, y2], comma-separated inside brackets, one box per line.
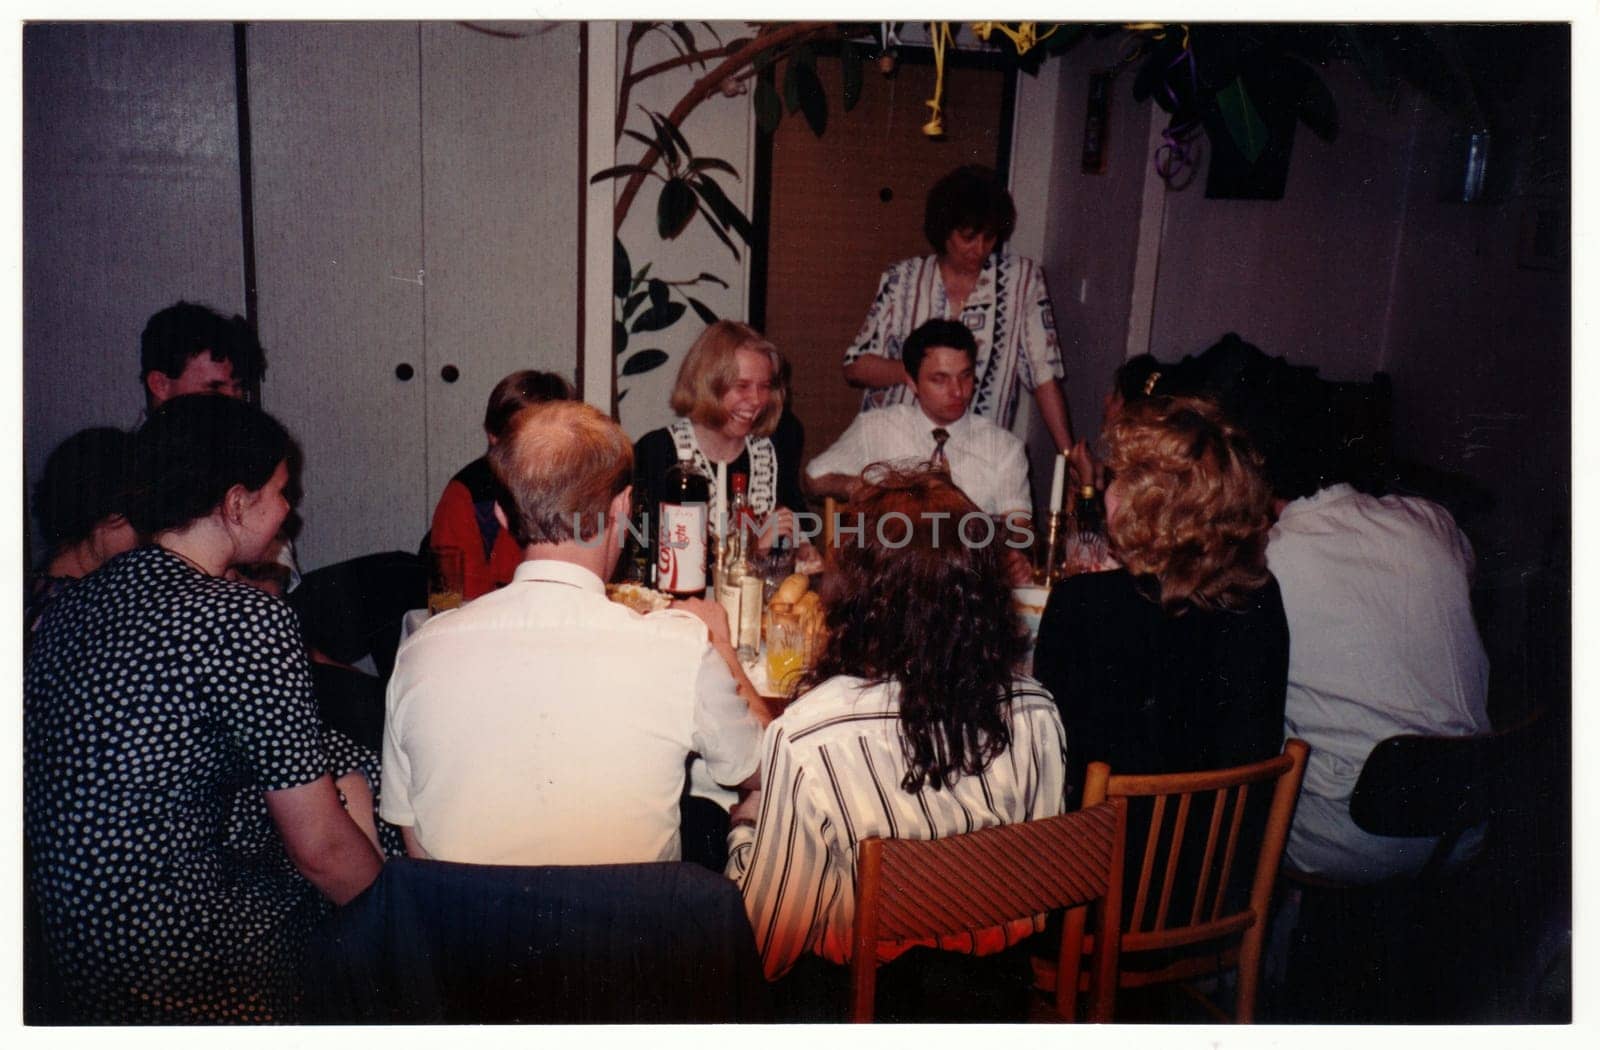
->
[759, 55, 1012, 466]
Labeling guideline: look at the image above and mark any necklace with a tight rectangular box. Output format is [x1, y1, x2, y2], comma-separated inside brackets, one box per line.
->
[157, 542, 216, 578]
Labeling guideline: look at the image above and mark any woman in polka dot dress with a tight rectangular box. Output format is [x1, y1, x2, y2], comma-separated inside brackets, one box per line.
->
[25, 395, 384, 1022]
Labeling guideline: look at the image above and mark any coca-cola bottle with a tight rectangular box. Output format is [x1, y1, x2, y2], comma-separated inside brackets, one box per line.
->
[656, 450, 712, 599]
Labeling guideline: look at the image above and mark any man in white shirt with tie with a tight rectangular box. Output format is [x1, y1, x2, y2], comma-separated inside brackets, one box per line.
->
[806, 319, 1034, 581]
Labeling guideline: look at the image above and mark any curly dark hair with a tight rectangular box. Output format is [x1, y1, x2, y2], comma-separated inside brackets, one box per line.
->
[140, 301, 265, 391]
[33, 427, 135, 550]
[798, 468, 1028, 792]
[923, 164, 1017, 254]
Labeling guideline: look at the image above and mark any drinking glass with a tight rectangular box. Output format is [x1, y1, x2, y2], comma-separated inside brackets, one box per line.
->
[427, 545, 465, 615]
[764, 607, 806, 697]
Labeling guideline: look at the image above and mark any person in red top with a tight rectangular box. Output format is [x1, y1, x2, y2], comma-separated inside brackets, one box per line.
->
[428, 370, 574, 600]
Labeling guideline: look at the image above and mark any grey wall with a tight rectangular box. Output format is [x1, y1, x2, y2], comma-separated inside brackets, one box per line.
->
[24, 23, 246, 549]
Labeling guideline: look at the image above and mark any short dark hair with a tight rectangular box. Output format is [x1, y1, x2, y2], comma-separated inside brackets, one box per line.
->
[1112, 353, 1169, 404]
[1185, 333, 1333, 501]
[901, 318, 976, 381]
[33, 427, 135, 550]
[923, 165, 1016, 254]
[484, 370, 575, 440]
[799, 468, 1027, 792]
[140, 301, 266, 391]
[126, 394, 294, 536]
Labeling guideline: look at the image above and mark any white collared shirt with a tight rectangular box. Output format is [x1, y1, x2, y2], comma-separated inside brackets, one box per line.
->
[381, 558, 762, 865]
[805, 403, 1032, 517]
[1267, 484, 1490, 881]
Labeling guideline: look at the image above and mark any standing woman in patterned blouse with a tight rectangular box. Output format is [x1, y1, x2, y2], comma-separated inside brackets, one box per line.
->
[727, 469, 1067, 1019]
[842, 164, 1075, 452]
[24, 395, 382, 1022]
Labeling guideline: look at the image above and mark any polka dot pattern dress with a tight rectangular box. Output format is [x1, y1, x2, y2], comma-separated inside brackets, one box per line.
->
[25, 546, 343, 1023]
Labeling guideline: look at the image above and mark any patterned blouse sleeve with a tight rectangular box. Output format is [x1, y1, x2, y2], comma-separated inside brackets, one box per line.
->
[1018, 258, 1066, 388]
[728, 722, 839, 980]
[842, 263, 901, 367]
[221, 593, 327, 793]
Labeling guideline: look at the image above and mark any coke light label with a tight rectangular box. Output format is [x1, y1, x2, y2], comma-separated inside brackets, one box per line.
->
[657, 502, 707, 593]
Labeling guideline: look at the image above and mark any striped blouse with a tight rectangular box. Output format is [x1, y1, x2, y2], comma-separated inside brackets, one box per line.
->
[725, 674, 1068, 980]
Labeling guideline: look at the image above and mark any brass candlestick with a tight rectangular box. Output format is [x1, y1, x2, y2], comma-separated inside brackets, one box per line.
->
[1040, 509, 1064, 585]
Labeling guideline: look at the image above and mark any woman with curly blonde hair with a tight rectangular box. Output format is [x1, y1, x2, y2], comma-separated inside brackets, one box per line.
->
[1033, 395, 1288, 801]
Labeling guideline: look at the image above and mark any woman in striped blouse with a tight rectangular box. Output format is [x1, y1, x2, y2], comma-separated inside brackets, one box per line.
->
[726, 468, 1068, 1019]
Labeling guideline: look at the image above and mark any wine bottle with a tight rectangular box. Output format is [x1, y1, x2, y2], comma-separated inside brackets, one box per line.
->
[657, 450, 711, 599]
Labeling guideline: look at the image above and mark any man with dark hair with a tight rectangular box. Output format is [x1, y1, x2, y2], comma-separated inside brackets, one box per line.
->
[140, 301, 265, 408]
[808, 318, 1033, 583]
[1189, 334, 1490, 883]
[381, 400, 764, 866]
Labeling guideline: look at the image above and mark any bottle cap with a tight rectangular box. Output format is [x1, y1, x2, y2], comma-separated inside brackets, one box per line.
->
[1080, 484, 1096, 498]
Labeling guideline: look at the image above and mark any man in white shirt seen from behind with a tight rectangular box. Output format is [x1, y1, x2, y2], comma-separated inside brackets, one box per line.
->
[381, 399, 765, 865]
[806, 318, 1034, 583]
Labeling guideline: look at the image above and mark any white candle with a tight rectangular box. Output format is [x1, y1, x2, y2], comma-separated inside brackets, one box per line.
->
[1049, 453, 1066, 514]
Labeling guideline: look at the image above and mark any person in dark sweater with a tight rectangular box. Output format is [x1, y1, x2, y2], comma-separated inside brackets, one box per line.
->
[1033, 394, 1288, 803]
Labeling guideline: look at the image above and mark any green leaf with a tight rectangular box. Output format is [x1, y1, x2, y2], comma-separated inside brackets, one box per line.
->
[1216, 76, 1268, 164]
[613, 319, 628, 356]
[616, 387, 628, 403]
[669, 22, 697, 58]
[621, 349, 670, 377]
[754, 78, 783, 134]
[693, 175, 754, 244]
[687, 156, 740, 178]
[695, 271, 730, 289]
[590, 163, 655, 184]
[612, 239, 631, 299]
[631, 302, 686, 333]
[642, 108, 680, 168]
[693, 200, 741, 259]
[687, 297, 719, 325]
[795, 61, 827, 136]
[646, 109, 694, 164]
[657, 178, 697, 239]
[841, 41, 863, 111]
[623, 128, 663, 158]
[623, 290, 648, 318]
[647, 277, 670, 312]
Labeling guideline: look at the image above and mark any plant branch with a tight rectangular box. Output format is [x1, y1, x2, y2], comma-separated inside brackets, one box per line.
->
[626, 42, 741, 88]
[615, 29, 642, 140]
[613, 21, 830, 228]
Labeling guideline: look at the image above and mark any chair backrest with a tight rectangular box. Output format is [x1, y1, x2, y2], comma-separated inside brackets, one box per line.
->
[850, 798, 1127, 1023]
[302, 858, 769, 1023]
[1082, 738, 1309, 1021]
[1349, 714, 1541, 874]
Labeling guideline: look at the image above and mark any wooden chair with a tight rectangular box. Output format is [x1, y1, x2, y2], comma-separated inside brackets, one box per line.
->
[850, 799, 1128, 1023]
[1037, 739, 1309, 1022]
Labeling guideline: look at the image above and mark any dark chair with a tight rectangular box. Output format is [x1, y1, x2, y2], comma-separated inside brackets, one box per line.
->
[851, 799, 1128, 1023]
[303, 857, 770, 1023]
[1279, 714, 1548, 1022]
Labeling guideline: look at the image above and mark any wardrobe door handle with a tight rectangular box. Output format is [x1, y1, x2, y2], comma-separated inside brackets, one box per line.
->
[440, 364, 460, 383]
[395, 362, 415, 381]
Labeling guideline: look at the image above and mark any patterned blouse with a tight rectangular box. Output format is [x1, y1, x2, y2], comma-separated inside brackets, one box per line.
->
[25, 546, 359, 1022]
[843, 250, 1066, 431]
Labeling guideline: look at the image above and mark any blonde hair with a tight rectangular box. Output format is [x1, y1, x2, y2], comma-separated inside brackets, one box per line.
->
[669, 321, 784, 438]
[1104, 395, 1274, 612]
[488, 400, 633, 545]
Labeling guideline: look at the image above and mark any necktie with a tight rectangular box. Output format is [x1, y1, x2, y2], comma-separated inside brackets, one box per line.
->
[930, 428, 951, 474]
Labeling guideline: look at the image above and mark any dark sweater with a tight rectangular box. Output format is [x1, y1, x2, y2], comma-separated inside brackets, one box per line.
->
[1032, 568, 1289, 804]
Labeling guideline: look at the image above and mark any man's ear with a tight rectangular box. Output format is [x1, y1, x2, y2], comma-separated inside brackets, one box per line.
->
[145, 371, 172, 406]
[493, 501, 509, 531]
[609, 486, 633, 529]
